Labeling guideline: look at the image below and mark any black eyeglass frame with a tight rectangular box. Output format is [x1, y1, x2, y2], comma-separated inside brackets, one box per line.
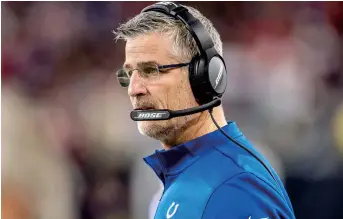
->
[116, 62, 191, 87]
[157, 62, 190, 70]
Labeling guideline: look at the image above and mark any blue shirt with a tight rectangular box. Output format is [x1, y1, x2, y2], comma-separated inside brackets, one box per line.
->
[144, 121, 296, 219]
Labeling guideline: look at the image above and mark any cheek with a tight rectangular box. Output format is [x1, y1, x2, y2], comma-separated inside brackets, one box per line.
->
[154, 72, 196, 109]
[167, 78, 195, 109]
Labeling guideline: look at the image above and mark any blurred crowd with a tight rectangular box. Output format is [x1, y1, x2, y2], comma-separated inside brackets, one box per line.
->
[2, 2, 343, 219]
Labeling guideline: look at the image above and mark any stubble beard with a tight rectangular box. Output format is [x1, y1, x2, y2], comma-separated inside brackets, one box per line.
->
[137, 112, 197, 146]
[137, 72, 199, 146]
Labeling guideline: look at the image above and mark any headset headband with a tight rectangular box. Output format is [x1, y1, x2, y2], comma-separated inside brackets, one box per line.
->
[141, 2, 217, 61]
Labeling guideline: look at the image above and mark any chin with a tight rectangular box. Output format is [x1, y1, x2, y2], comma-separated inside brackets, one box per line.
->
[137, 120, 173, 141]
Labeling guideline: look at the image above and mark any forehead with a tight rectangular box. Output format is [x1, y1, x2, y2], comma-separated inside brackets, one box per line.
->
[125, 33, 175, 66]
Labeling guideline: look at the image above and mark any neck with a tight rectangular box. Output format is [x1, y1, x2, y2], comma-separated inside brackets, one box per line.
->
[162, 106, 227, 150]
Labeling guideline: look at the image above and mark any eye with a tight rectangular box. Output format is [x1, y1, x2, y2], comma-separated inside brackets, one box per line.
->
[142, 65, 159, 75]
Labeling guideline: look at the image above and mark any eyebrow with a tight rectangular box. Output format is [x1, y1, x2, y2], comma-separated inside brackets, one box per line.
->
[123, 61, 159, 70]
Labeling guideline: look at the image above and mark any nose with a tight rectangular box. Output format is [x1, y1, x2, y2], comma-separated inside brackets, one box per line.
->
[128, 70, 148, 97]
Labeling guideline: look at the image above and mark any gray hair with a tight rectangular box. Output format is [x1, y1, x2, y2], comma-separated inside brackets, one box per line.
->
[113, 5, 223, 62]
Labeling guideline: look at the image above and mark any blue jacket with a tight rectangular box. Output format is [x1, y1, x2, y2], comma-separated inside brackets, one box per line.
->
[144, 121, 296, 219]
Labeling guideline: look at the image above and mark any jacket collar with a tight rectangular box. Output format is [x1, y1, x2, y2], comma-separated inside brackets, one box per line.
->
[143, 121, 242, 184]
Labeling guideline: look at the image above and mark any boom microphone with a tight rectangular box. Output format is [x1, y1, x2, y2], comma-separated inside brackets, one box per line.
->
[130, 98, 221, 121]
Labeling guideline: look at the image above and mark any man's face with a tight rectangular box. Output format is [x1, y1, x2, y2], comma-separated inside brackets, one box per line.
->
[124, 32, 199, 144]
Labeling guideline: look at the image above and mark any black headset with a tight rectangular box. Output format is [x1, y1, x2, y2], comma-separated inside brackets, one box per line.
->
[142, 1, 227, 105]
[140, 2, 293, 207]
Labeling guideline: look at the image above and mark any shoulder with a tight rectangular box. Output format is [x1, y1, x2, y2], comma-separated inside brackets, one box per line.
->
[212, 134, 285, 197]
[201, 172, 295, 219]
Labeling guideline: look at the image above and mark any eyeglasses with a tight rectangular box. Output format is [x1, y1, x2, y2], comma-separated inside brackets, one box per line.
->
[116, 62, 190, 87]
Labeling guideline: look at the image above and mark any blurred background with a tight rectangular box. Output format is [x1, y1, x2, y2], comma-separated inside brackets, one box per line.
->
[2, 1, 343, 219]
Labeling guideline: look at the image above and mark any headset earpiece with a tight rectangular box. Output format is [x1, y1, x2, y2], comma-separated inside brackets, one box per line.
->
[142, 1, 227, 104]
[189, 56, 211, 104]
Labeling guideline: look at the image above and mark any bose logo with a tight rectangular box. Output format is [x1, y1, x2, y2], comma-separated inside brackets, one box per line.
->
[214, 64, 224, 89]
[137, 112, 165, 119]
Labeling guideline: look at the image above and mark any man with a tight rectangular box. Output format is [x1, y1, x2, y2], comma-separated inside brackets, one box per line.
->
[114, 2, 295, 218]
